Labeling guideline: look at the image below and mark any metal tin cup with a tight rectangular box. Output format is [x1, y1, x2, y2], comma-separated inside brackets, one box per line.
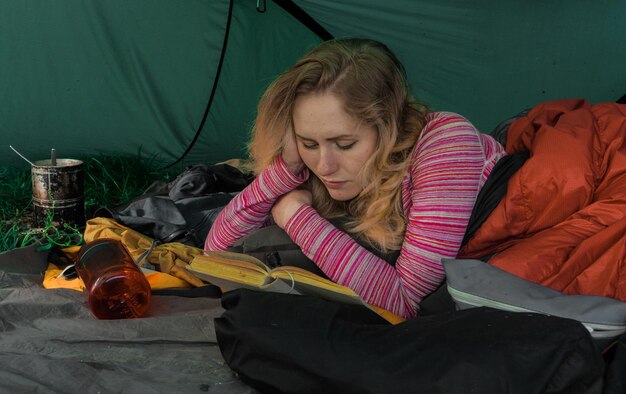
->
[31, 159, 85, 228]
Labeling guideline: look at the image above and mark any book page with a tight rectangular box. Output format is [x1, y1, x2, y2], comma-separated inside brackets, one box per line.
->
[270, 267, 362, 304]
[188, 253, 270, 288]
[271, 266, 357, 296]
[188, 271, 262, 292]
[259, 277, 303, 295]
[202, 250, 270, 271]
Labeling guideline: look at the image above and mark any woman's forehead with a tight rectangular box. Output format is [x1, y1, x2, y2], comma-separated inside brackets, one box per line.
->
[293, 92, 360, 138]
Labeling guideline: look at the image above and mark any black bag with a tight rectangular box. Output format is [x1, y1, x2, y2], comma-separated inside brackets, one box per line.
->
[604, 332, 626, 394]
[215, 289, 605, 394]
[94, 163, 252, 247]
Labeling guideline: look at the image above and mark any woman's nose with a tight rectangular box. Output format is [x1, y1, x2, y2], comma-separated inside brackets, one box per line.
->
[316, 148, 338, 176]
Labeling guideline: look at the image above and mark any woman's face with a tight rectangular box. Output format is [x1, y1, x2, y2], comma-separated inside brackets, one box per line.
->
[292, 92, 378, 201]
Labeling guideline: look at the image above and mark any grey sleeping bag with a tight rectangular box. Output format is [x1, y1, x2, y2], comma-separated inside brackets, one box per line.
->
[443, 258, 626, 348]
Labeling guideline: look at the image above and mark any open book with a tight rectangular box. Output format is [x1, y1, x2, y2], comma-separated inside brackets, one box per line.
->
[186, 250, 405, 324]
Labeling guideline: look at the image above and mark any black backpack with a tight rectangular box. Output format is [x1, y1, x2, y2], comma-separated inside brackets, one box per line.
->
[94, 163, 252, 247]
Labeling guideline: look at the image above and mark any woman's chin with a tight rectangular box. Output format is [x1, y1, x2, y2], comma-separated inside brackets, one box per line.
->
[327, 189, 359, 202]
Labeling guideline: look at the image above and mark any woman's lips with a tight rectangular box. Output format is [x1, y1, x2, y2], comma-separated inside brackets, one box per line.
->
[323, 180, 347, 189]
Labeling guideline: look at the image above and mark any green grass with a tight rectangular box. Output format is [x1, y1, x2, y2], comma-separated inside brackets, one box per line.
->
[0, 154, 178, 253]
[82, 154, 174, 217]
[0, 166, 32, 220]
[18, 210, 83, 251]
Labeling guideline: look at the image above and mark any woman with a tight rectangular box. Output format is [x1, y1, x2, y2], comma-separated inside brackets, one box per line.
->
[205, 38, 506, 319]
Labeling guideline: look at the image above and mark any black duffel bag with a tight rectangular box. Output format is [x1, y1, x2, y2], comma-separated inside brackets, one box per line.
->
[215, 289, 605, 394]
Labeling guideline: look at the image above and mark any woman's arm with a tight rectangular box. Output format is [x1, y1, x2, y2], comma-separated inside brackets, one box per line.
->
[284, 113, 504, 318]
[204, 156, 308, 251]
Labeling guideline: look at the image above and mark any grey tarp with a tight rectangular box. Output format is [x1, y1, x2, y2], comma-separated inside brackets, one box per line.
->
[0, 245, 255, 394]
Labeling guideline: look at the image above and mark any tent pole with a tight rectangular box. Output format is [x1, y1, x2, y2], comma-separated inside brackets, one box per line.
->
[164, 0, 235, 169]
[272, 0, 333, 41]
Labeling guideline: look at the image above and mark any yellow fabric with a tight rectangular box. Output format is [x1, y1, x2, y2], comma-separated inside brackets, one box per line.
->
[61, 245, 82, 262]
[83, 217, 205, 287]
[43, 217, 208, 291]
[43, 263, 85, 291]
[43, 263, 191, 291]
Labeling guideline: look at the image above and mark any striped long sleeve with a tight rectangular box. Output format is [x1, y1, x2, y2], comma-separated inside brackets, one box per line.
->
[284, 112, 506, 318]
[204, 157, 309, 251]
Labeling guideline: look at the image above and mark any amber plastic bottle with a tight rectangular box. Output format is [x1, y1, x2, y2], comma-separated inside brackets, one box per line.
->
[76, 239, 151, 319]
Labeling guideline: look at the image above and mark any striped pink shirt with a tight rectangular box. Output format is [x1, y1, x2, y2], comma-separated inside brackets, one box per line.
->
[206, 112, 506, 318]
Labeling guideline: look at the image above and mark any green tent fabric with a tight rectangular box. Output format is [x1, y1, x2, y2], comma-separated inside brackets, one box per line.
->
[1, 0, 625, 167]
[294, 0, 626, 131]
[1, 0, 321, 167]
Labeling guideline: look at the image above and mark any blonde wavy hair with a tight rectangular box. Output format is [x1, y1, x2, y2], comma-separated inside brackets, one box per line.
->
[249, 38, 429, 252]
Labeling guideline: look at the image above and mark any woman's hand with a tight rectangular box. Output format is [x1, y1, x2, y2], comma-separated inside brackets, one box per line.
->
[282, 129, 304, 174]
[272, 189, 312, 229]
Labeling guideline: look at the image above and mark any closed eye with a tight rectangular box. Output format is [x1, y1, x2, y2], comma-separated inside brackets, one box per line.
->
[337, 141, 356, 150]
[301, 142, 318, 150]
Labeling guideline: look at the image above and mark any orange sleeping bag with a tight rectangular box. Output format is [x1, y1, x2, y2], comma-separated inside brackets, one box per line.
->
[460, 98, 626, 300]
